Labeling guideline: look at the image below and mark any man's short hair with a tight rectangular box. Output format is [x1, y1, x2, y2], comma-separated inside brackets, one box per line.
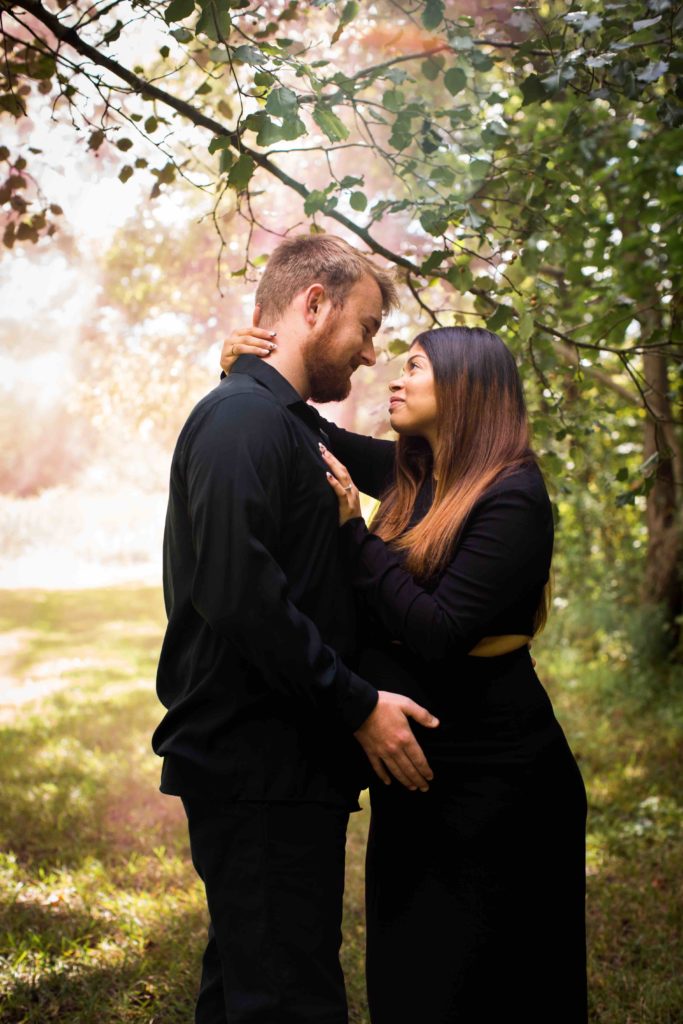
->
[255, 234, 399, 323]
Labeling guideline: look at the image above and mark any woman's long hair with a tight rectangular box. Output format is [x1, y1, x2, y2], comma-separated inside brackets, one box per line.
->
[371, 326, 550, 634]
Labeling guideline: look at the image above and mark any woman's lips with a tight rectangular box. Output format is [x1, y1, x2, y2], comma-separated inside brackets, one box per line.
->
[389, 398, 404, 410]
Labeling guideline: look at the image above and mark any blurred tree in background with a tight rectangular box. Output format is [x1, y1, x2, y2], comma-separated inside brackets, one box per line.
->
[0, 0, 681, 651]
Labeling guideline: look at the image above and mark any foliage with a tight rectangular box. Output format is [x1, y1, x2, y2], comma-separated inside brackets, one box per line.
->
[0, 0, 681, 623]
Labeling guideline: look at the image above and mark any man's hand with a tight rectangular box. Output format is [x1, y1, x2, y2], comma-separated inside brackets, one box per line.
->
[354, 691, 439, 792]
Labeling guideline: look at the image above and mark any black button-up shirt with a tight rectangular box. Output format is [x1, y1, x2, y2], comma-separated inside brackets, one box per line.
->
[152, 354, 379, 808]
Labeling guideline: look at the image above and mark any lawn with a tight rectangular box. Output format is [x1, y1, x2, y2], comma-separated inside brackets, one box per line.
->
[0, 587, 680, 1023]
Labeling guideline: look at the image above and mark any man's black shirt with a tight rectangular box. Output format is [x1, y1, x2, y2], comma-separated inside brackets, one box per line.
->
[152, 355, 379, 809]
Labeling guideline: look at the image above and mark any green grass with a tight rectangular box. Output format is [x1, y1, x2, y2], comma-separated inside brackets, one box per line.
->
[0, 588, 681, 1022]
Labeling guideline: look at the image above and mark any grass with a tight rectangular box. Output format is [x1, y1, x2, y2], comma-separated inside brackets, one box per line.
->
[0, 587, 681, 1023]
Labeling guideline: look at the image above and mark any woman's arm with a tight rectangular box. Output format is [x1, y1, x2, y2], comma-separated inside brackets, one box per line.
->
[316, 414, 396, 500]
[339, 479, 553, 662]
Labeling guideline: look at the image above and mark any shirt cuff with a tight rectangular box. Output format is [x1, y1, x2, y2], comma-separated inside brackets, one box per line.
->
[339, 515, 369, 554]
[340, 671, 378, 732]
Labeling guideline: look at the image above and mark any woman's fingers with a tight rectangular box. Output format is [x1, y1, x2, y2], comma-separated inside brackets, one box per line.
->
[325, 470, 345, 494]
[220, 329, 278, 370]
[319, 444, 349, 482]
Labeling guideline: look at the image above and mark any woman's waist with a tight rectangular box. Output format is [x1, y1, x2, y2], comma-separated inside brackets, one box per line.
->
[357, 642, 552, 717]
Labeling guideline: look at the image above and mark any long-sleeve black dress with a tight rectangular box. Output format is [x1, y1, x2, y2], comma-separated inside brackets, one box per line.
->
[317, 415, 588, 1024]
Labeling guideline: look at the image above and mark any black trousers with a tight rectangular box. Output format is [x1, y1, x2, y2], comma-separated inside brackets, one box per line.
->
[182, 798, 350, 1024]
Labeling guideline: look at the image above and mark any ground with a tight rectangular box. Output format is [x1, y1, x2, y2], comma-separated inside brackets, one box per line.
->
[0, 586, 680, 1023]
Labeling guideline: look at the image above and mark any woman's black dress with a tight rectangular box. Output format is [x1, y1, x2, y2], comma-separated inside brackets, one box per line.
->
[318, 416, 588, 1024]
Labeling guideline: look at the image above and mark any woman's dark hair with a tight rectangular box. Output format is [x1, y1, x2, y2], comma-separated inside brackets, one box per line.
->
[371, 326, 550, 634]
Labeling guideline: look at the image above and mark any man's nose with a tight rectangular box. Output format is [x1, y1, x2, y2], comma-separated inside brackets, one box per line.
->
[361, 338, 377, 367]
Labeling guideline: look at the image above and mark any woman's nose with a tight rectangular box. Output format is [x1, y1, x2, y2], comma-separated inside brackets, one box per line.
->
[389, 379, 402, 393]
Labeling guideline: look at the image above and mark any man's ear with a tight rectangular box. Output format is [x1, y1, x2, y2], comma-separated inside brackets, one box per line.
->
[304, 283, 325, 324]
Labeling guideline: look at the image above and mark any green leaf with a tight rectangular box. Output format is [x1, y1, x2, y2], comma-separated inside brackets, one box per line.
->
[331, 0, 359, 43]
[118, 165, 134, 183]
[382, 89, 404, 112]
[232, 44, 263, 65]
[542, 64, 576, 93]
[339, 0, 359, 27]
[208, 134, 231, 153]
[444, 67, 466, 96]
[196, 1, 231, 41]
[170, 27, 193, 42]
[637, 60, 669, 83]
[265, 87, 298, 118]
[280, 116, 307, 140]
[219, 149, 234, 174]
[388, 338, 410, 355]
[421, 56, 444, 81]
[164, 0, 194, 23]
[487, 304, 514, 331]
[517, 312, 534, 342]
[422, 0, 444, 31]
[446, 265, 473, 292]
[144, 116, 158, 134]
[304, 189, 329, 215]
[562, 11, 602, 33]
[156, 163, 176, 185]
[227, 153, 255, 190]
[420, 249, 449, 273]
[469, 49, 494, 71]
[116, 138, 133, 152]
[616, 467, 629, 482]
[520, 74, 547, 105]
[431, 166, 455, 186]
[88, 129, 105, 151]
[469, 158, 490, 179]
[632, 15, 661, 31]
[349, 191, 367, 212]
[256, 117, 286, 147]
[103, 19, 123, 43]
[313, 104, 349, 142]
[340, 175, 363, 189]
[419, 209, 449, 237]
[451, 32, 473, 51]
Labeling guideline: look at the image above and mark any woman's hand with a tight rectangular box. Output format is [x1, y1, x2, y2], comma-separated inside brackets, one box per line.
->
[319, 443, 363, 526]
[220, 305, 277, 375]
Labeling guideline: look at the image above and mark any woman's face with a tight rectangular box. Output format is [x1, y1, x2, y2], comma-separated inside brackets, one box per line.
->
[387, 341, 438, 442]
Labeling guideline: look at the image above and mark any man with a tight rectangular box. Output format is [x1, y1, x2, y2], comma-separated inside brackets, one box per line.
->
[152, 234, 439, 1024]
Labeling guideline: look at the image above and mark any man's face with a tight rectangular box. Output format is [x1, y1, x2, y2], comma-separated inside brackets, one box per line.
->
[302, 275, 383, 403]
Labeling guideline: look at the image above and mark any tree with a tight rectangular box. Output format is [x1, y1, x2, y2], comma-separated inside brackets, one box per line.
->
[1, 0, 681, 642]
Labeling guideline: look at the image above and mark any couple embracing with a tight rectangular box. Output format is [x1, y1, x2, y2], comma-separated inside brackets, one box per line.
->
[152, 234, 588, 1023]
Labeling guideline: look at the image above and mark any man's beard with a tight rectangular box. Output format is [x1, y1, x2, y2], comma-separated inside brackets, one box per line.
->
[302, 319, 355, 403]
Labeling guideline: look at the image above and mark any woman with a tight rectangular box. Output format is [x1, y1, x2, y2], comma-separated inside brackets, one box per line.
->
[221, 324, 588, 1023]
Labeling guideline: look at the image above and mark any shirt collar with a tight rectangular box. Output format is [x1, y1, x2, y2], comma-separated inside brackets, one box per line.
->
[229, 353, 303, 406]
[228, 354, 329, 442]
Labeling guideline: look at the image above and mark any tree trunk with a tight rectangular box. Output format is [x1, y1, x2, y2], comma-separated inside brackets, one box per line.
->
[640, 321, 682, 648]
